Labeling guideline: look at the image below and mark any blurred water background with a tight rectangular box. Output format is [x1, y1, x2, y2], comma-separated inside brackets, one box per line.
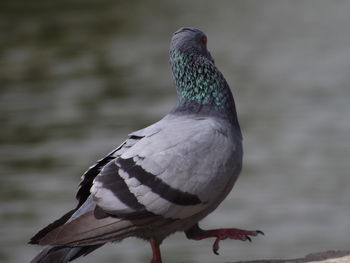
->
[1, 1, 350, 263]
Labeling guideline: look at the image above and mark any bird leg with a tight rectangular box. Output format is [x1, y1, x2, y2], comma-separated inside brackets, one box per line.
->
[149, 237, 163, 263]
[185, 224, 263, 255]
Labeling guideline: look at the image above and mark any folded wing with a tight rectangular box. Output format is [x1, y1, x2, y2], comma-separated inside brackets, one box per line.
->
[92, 115, 241, 219]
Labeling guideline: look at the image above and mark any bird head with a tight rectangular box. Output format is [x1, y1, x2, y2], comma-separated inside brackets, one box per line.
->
[170, 27, 214, 63]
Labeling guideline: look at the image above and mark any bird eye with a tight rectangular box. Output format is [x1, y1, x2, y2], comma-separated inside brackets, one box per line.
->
[200, 37, 207, 45]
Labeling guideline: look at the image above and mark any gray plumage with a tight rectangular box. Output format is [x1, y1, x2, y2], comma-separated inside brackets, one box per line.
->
[29, 27, 245, 263]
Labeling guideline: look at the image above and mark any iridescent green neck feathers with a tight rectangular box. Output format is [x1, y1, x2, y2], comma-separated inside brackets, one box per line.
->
[170, 50, 235, 114]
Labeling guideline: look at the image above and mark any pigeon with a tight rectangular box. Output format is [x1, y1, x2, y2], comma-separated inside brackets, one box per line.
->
[29, 27, 263, 263]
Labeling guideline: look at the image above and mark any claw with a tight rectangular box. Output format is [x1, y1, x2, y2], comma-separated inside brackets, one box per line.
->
[256, 230, 265, 236]
[245, 235, 252, 242]
[213, 238, 220, 255]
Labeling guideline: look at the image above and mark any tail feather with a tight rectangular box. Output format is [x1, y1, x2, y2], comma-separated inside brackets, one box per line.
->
[30, 245, 101, 263]
[38, 211, 170, 246]
[35, 210, 175, 247]
[30, 210, 76, 245]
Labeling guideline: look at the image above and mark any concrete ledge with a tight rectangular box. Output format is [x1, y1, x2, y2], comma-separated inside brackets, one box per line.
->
[234, 251, 350, 263]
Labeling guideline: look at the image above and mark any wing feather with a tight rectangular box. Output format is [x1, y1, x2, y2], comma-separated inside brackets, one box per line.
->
[91, 115, 242, 220]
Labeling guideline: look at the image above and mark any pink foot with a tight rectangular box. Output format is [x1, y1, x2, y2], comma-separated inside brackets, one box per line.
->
[185, 224, 264, 255]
